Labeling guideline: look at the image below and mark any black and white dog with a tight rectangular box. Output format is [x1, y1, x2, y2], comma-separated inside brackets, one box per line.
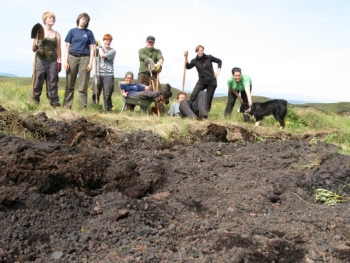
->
[239, 99, 288, 128]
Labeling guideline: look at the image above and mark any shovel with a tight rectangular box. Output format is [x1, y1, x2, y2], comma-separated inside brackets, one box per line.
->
[145, 58, 160, 116]
[30, 23, 44, 102]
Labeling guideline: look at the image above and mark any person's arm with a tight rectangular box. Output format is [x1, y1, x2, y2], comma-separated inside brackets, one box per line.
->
[245, 87, 252, 106]
[87, 43, 95, 72]
[64, 42, 70, 71]
[32, 39, 38, 52]
[210, 55, 222, 77]
[56, 32, 62, 72]
[185, 57, 196, 69]
[56, 32, 62, 63]
[232, 90, 244, 104]
[121, 89, 129, 97]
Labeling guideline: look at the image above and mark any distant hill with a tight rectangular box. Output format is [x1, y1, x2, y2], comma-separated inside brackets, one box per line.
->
[0, 72, 17, 77]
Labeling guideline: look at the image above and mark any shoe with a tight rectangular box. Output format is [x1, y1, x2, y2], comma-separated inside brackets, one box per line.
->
[161, 84, 172, 99]
[51, 102, 61, 107]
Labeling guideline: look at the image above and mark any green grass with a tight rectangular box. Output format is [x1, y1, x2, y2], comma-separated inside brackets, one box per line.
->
[0, 76, 350, 154]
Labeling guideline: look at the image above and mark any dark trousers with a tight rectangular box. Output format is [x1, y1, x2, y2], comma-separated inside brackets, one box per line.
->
[137, 72, 160, 90]
[189, 78, 217, 112]
[180, 91, 208, 119]
[34, 57, 59, 104]
[224, 86, 252, 121]
[93, 75, 114, 111]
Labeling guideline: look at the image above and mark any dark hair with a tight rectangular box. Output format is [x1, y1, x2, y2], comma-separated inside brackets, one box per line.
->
[232, 67, 241, 74]
[177, 91, 187, 100]
[76, 13, 90, 28]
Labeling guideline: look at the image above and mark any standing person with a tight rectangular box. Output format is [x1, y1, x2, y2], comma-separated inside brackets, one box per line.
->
[224, 67, 253, 122]
[184, 45, 222, 112]
[93, 34, 116, 112]
[32, 11, 61, 107]
[137, 36, 163, 89]
[63, 13, 95, 110]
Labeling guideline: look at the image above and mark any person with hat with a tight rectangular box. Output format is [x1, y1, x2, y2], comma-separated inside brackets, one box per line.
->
[137, 36, 163, 89]
[31, 11, 62, 107]
[224, 67, 253, 121]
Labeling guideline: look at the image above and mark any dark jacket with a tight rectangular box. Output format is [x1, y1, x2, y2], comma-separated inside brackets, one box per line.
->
[186, 53, 222, 81]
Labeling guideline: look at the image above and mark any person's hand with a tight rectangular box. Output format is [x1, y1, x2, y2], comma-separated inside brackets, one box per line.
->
[184, 51, 188, 57]
[32, 45, 38, 52]
[122, 91, 129, 97]
[65, 63, 70, 71]
[249, 101, 253, 107]
[155, 63, 162, 73]
[214, 68, 221, 78]
[86, 63, 92, 72]
[57, 63, 62, 73]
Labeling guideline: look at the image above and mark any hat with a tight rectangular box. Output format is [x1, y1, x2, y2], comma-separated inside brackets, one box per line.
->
[146, 36, 155, 42]
[125, 71, 134, 78]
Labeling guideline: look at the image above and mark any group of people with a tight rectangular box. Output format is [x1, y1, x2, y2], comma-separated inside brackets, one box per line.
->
[32, 11, 254, 120]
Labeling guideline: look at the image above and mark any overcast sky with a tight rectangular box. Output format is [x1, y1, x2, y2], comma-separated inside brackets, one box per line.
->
[1, 0, 349, 102]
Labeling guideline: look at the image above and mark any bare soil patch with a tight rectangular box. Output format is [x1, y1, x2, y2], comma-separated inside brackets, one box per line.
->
[0, 109, 350, 262]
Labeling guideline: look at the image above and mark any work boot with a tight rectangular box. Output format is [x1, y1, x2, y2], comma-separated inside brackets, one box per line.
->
[160, 84, 172, 104]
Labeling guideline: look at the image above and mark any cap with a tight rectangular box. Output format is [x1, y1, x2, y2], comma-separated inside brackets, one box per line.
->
[146, 36, 155, 42]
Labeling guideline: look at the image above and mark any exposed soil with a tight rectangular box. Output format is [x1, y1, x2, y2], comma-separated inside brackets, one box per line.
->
[0, 109, 350, 263]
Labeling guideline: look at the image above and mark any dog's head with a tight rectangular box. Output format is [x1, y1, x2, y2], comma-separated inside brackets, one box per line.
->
[238, 103, 251, 115]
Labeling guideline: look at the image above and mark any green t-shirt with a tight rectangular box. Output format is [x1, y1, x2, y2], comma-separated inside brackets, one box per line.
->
[227, 74, 252, 91]
[138, 47, 163, 73]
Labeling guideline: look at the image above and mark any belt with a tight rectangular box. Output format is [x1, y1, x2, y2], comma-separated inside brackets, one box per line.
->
[69, 52, 89, 57]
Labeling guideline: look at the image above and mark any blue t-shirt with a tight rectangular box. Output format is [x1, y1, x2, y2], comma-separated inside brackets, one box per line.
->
[65, 28, 96, 55]
[120, 83, 145, 96]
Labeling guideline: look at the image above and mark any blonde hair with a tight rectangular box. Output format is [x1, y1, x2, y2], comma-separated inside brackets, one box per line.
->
[195, 45, 204, 52]
[42, 12, 56, 24]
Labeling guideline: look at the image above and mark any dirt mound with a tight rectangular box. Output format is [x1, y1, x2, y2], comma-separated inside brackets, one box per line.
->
[0, 109, 350, 262]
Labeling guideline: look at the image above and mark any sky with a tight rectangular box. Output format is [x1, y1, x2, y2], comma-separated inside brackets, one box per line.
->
[0, 0, 349, 102]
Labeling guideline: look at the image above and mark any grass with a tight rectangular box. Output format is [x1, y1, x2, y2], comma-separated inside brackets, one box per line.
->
[0, 76, 350, 154]
[314, 189, 349, 206]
